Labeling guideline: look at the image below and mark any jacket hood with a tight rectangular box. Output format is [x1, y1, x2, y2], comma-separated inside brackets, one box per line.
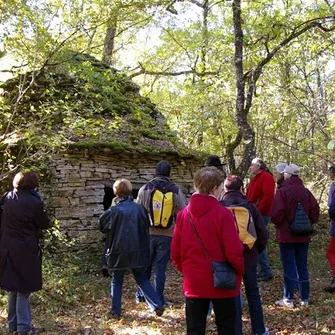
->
[188, 193, 219, 218]
[150, 176, 172, 188]
[221, 191, 247, 206]
[282, 176, 304, 187]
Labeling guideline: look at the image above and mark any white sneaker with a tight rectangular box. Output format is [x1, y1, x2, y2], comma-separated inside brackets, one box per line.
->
[254, 326, 270, 335]
[275, 299, 294, 309]
[300, 300, 309, 307]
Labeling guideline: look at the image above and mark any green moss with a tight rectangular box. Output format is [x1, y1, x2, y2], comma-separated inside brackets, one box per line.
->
[141, 130, 160, 140]
[0, 51, 202, 173]
[68, 140, 126, 152]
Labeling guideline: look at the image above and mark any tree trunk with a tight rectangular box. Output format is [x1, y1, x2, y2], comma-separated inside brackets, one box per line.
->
[102, 14, 118, 65]
[231, 0, 255, 178]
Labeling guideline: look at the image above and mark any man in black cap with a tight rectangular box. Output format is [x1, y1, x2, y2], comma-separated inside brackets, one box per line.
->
[204, 155, 226, 201]
[204, 155, 226, 174]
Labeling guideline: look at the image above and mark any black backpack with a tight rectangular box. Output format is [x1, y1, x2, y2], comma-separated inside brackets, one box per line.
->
[286, 188, 313, 236]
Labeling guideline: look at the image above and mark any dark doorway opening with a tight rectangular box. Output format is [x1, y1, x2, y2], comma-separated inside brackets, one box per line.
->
[103, 187, 115, 210]
[103, 185, 140, 210]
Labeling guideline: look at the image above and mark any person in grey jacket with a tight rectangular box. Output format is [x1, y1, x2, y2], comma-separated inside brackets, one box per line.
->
[136, 161, 186, 305]
[99, 178, 164, 318]
[0, 171, 51, 335]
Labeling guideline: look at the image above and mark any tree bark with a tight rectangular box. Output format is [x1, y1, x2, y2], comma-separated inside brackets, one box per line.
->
[102, 14, 117, 65]
[231, 0, 255, 178]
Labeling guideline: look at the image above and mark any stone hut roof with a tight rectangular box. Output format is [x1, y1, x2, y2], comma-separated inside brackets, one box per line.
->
[0, 53, 203, 166]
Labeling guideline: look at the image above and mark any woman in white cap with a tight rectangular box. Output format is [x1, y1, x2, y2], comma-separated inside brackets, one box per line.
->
[273, 163, 287, 190]
[271, 164, 319, 308]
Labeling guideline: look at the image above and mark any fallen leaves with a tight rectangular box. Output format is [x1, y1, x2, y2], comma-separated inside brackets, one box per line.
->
[1, 221, 335, 334]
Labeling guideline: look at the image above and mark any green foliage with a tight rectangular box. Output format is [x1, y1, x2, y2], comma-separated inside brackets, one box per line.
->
[328, 140, 335, 150]
[131, 0, 335, 173]
[1, 0, 335, 177]
[42, 220, 75, 254]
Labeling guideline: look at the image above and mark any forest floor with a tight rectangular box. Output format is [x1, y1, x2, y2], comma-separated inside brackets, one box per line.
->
[0, 215, 335, 335]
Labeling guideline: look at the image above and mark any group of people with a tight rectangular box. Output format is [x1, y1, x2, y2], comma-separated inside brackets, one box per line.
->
[0, 156, 331, 335]
[99, 156, 322, 335]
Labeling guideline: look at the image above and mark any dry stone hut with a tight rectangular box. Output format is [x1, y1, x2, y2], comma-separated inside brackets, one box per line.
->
[44, 150, 201, 247]
[0, 53, 204, 247]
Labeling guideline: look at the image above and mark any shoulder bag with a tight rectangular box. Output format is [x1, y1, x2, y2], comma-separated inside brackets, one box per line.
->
[187, 210, 236, 290]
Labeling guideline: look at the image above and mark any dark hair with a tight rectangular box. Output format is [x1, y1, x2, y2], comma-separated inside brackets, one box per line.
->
[155, 161, 171, 177]
[224, 175, 243, 191]
[13, 171, 39, 189]
[329, 166, 335, 176]
[193, 167, 225, 194]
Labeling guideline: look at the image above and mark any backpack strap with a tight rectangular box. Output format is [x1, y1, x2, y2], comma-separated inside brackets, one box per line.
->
[284, 188, 308, 224]
[148, 178, 174, 192]
[220, 199, 250, 208]
[286, 188, 307, 204]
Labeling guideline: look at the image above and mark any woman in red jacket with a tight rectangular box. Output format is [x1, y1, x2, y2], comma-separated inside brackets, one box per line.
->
[171, 167, 244, 335]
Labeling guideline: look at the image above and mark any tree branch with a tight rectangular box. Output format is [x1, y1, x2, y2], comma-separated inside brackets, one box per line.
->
[244, 17, 335, 117]
[270, 135, 334, 165]
[127, 63, 219, 79]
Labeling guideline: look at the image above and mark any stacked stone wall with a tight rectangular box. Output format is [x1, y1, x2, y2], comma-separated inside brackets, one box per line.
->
[40, 151, 201, 247]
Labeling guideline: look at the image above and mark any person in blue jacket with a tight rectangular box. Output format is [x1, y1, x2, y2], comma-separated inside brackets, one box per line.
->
[99, 178, 164, 318]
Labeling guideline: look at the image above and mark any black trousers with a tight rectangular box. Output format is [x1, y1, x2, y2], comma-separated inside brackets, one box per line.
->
[185, 297, 236, 335]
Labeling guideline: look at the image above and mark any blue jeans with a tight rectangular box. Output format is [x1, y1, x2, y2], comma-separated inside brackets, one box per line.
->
[137, 235, 171, 304]
[8, 292, 31, 334]
[279, 243, 309, 301]
[236, 265, 266, 335]
[111, 268, 163, 316]
[257, 216, 273, 279]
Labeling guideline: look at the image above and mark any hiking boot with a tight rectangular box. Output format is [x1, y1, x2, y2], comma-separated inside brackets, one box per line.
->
[275, 299, 294, 309]
[108, 311, 121, 320]
[324, 278, 335, 293]
[101, 267, 109, 277]
[17, 326, 46, 334]
[155, 307, 164, 316]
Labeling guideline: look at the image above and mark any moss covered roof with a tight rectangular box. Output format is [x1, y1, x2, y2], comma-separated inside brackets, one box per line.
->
[0, 53, 203, 159]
